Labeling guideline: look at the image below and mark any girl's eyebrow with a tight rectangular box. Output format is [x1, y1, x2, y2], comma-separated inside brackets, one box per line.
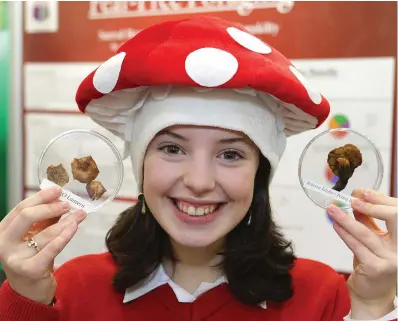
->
[218, 137, 246, 144]
[155, 130, 187, 141]
[156, 130, 250, 146]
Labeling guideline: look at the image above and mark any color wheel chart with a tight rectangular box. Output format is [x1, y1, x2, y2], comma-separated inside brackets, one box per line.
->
[325, 165, 338, 185]
[328, 114, 350, 138]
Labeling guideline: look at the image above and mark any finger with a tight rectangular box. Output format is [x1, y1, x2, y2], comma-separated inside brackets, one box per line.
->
[351, 198, 397, 239]
[29, 215, 82, 273]
[32, 210, 87, 250]
[333, 221, 380, 264]
[26, 216, 63, 239]
[352, 198, 397, 222]
[5, 201, 71, 242]
[327, 205, 387, 258]
[15, 210, 86, 263]
[353, 189, 398, 207]
[352, 211, 387, 235]
[0, 187, 62, 231]
[24, 208, 67, 241]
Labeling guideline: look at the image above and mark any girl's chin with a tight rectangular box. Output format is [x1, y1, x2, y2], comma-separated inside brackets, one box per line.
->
[168, 230, 222, 248]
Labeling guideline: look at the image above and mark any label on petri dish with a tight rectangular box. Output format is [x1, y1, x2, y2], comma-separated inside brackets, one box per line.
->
[303, 180, 353, 205]
[40, 178, 94, 213]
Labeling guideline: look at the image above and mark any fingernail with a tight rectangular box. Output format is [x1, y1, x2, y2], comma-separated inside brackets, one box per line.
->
[363, 190, 373, 198]
[77, 210, 87, 220]
[352, 198, 365, 208]
[327, 204, 339, 214]
[52, 186, 61, 193]
[61, 202, 70, 210]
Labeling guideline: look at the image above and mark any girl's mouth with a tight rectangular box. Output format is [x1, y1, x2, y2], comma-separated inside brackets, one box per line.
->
[171, 198, 223, 216]
[169, 198, 226, 224]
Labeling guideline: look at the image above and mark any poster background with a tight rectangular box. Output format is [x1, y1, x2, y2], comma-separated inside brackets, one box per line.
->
[23, 1, 397, 61]
[18, 1, 397, 271]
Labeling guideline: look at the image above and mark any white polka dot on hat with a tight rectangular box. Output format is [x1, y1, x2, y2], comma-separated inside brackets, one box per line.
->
[92, 52, 126, 94]
[75, 15, 329, 192]
[226, 27, 272, 54]
[185, 48, 239, 87]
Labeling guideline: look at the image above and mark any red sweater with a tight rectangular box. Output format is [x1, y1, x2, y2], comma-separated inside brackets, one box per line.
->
[0, 252, 393, 321]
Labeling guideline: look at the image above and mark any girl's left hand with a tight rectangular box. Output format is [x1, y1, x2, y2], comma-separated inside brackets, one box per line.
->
[327, 189, 397, 303]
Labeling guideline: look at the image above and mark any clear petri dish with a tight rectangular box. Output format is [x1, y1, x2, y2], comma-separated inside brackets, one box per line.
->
[37, 129, 124, 214]
[298, 128, 383, 210]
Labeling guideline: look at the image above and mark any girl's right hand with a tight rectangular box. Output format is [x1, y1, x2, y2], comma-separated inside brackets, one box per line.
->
[0, 186, 87, 304]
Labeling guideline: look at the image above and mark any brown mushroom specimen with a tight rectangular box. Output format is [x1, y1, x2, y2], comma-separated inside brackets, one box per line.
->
[327, 144, 362, 192]
[46, 164, 69, 187]
[71, 156, 99, 183]
[86, 180, 106, 200]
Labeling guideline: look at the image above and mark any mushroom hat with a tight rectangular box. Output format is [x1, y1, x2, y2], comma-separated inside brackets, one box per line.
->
[75, 15, 330, 192]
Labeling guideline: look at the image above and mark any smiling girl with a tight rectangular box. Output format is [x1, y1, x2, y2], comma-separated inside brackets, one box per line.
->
[0, 15, 396, 321]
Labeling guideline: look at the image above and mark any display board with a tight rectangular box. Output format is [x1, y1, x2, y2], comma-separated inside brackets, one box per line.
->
[20, 1, 397, 269]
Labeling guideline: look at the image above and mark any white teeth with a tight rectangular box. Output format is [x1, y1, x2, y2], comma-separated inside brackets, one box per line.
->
[187, 206, 195, 215]
[175, 200, 219, 216]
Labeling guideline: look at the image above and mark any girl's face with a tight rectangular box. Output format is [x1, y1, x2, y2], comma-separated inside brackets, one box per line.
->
[143, 125, 260, 248]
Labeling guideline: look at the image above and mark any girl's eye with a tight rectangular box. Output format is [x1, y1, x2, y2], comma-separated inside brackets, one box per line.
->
[159, 144, 184, 155]
[219, 150, 243, 161]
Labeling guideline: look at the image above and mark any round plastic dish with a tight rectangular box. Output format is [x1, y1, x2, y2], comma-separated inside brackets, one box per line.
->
[298, 128, 383, 210]
[37, 129, 124, 214]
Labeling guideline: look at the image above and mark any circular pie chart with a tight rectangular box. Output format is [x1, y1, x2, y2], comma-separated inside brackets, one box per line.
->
[325, 165, 338, 184]
[328, 114, 350, 138]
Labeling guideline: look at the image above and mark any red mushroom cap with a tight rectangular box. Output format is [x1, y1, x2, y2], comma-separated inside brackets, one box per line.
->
[76, 15, 329, 135]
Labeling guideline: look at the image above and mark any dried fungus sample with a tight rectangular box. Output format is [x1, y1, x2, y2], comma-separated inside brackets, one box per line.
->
[46, 164, 69, 187]
[71, 156, 99, 183]
[86, 180, 106, 200]
[327, 144, 362, 192]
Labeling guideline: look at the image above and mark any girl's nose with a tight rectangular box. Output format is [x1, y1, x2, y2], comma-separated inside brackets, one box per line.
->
[183, 158, 216, 195]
